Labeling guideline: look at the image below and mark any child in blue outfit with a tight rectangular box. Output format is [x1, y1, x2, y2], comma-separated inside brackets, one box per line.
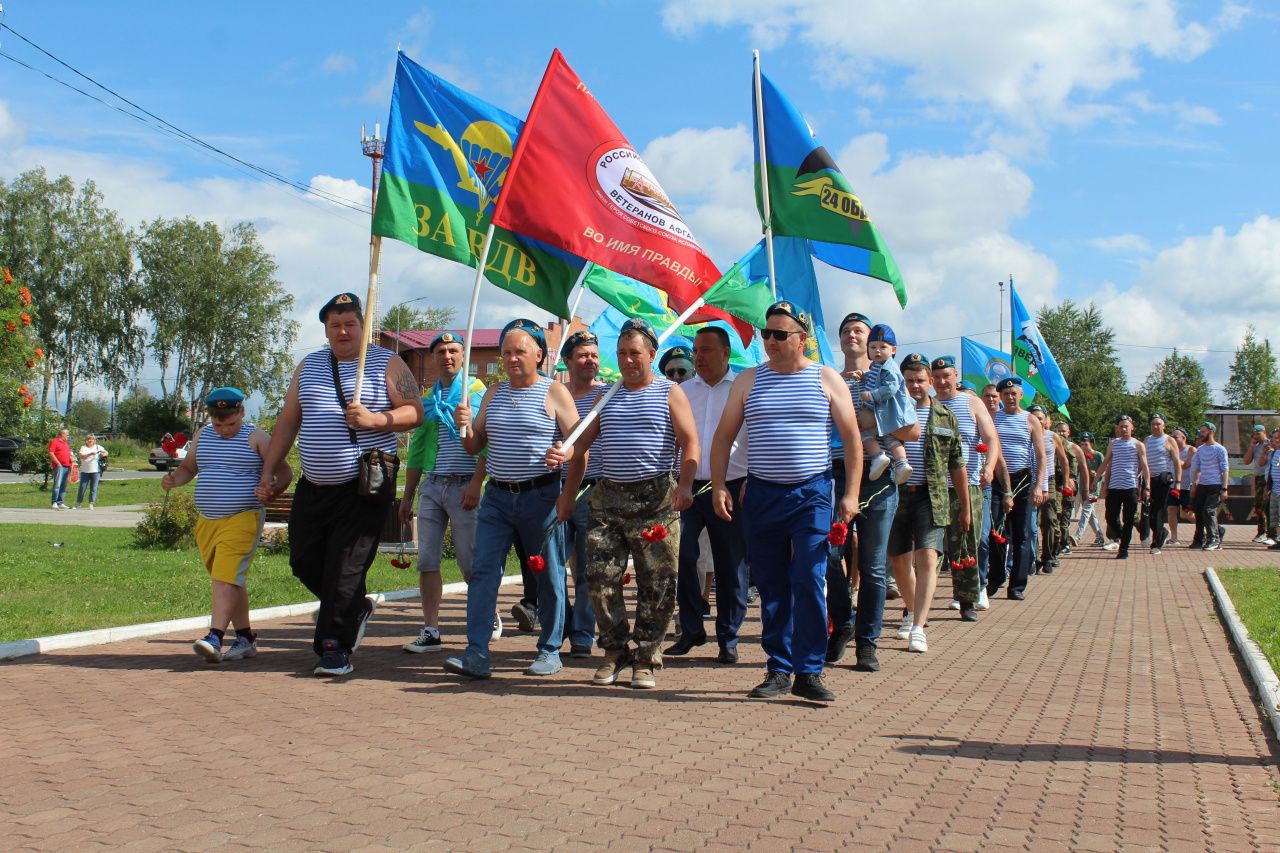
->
[853, 324, 917, 484]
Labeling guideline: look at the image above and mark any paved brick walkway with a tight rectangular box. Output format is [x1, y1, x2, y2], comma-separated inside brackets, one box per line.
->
[2, 540, 1278, 851]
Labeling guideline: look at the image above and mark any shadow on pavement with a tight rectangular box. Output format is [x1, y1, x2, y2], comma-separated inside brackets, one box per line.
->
[892, 734, 1277, 766]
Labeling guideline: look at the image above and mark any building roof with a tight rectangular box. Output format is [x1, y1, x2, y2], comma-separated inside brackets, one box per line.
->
[380, 329, 503, 350]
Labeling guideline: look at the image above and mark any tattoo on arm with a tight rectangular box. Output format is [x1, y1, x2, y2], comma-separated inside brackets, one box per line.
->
[392, 365, 420, 401]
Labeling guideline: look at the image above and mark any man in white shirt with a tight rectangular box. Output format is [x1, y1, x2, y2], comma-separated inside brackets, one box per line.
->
[666, 327, 750, 664]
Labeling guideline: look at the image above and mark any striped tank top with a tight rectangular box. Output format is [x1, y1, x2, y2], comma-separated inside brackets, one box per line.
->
[1268, 447, 1280, 489]
[939, 395, 981, 487]
[744, 364, 831, 483]
[434, 428, 476, 477]
[1107, 438, 1141, 489]
[1042, 432, 1056, 480]
[297, 347, 398, 485]
[994, 409, 1033, 472]
[597, 378, 676, 482]
[1179, 446, 1192, 489]
[571, 385, 606, 481]
[194, 423, 263, 519]
[903, 403, 931, 486]
[485, 377, 556, 482]
[1145, 435, 1173, 476]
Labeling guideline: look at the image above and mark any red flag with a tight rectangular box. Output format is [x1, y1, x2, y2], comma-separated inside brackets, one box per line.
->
[493, 49, 751, 343]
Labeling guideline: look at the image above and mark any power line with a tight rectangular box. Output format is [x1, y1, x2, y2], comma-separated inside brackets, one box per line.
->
[0, 23, 373, 217]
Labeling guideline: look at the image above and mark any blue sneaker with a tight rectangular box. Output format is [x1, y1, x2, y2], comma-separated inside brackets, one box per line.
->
[221, 634, 258, 661]
[313, 639, 353, 677]
[525, 651, 563, 676]
[442, 652, 491, 679]
[193, 631, 222, 663]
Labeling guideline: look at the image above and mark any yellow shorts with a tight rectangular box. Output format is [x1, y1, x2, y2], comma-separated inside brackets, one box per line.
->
[195, 509, 265, 587]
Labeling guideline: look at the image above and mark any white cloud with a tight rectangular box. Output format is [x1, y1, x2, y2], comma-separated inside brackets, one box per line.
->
[0, 100, 25, 145]
[321, 52, 356, 75]
[662, 0, 1237, 142]
[1089, 233, 1153, 255]
[1126, 91, 1222, 126]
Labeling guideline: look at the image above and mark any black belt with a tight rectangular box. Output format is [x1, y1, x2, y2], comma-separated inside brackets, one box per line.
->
[489, 472, 558, 493]
[901, 484, 927, 493]
[430, 472, 471, 482]
[580, 477, 599, 489]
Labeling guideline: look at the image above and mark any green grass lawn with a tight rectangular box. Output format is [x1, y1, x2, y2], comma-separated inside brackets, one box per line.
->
[1217, 566, 1280, 675]
[0, 524, 493, 642]
[0, 477, 166, 508]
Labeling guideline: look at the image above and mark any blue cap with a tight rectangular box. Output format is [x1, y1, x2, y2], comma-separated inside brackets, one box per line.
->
[204, 387, 246, 410]
[428, 331, 464, 351]
[499, 319, 547, 359]
[868, 323, 897, 346]
[560, 330, 599, 360]
[619, 317, 659, 349]
[659, 346, 693, 373]
[996, 377, 1022, 391]
[318, 292, 362, 322]
[765, 300, 811, 333]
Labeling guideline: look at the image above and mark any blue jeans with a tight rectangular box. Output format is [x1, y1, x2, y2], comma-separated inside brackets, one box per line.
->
[76, 472, 100, 505]
[742, 472, 832, 675]
[51, 464, 70, 505]
[465, 481, 566, 666]
[563, 492, 597, 650]
[977, 485, 992, 590]
[826, 463, 856, 634]
[853, 470, 899, 651]
[677, 481, 749, 650]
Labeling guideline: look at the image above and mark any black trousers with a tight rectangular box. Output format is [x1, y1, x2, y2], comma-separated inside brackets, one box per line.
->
[1148, 473, 1172, 549]
[289, 477, 388, 654]
[1105, 488, 1138, 553]
[989, 470, 1034, 597]
[677, 479, 749, 649]
[1192, 485, 1223, 547]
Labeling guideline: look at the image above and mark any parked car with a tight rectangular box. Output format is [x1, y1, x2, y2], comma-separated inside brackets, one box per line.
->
[0, 436, 25, 472]
[148, 444, 188, 470]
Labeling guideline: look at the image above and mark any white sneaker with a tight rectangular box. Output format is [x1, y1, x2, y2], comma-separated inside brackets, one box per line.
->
[892, 459, 913, 485]
[1102, 541, 1119, 552]
[868, 452, 891, 481]
[491, 613, 503, 641]
[1264, 538, 1277, 547]
[87, 503, 94, 511]
[221, 635, 258, 661]
[896, 612, 913, 640]
[908, 627, 928, 653]
[976, 590, 990, 611]
[69, 505, 78, 511]
[1151, 547, 1162, 556]
[1252, 533, 1268, 544]
[51, 503, 60, 510]
[948, 599, 961, 611]
[58, 502, 69, 509]
[1166, 540, 1180, 547]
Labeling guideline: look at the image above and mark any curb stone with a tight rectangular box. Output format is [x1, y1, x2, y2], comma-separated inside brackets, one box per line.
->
[0, 573, 520, 662]
[1205, 566, 1280, 742]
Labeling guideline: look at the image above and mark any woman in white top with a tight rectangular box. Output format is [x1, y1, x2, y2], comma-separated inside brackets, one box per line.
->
[74, 434, 108, 509]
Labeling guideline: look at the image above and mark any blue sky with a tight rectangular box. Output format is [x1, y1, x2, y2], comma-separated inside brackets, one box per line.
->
[1, 1, 1276, 404]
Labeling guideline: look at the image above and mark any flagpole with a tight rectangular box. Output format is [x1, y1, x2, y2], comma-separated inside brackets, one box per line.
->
[753, 49, 778, 299]
[458, 224, 496, 437]
[567, 263, 592, 322]
[1008, 273, 1014, 355]
[352, 235, 382, 404]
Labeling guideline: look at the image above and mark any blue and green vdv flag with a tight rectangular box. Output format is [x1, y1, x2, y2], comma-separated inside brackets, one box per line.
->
[1010, 284, 1071, 417]
[962, 336, 1019, 399]
[372, 52, 582, 317]
[753, 71, 908, 308]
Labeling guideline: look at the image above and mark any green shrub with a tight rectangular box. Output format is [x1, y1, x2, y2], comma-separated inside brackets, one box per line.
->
[132, 491, 199, 550]
[13, 442, 49, 477]
[259, 525, 289, 555]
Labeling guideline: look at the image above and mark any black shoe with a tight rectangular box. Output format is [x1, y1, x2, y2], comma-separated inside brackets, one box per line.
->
[960, 602, 979, 622]
[1041, 563, 1054, 575]
[701, 598, 712, 618]
[510, 601, 537, 633]
[1117, 550, 1128, 560]
[746, 586, 759, 604]
[717, 647, 738, 665]
[853, 644, 880, 672]
[826, 624, 855, 664]
[664, 633, 707, 656]
[1008, 590, 1025, 600]
[749, 670, 792, 698]
[791, 673, 835, 703]
[1060, 545, 1072, 555]
[313, 640, 353, 677]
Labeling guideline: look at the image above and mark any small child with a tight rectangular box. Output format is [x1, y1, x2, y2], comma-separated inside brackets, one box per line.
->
[853, 324, 918, 484]
[163, 387, 292, 664]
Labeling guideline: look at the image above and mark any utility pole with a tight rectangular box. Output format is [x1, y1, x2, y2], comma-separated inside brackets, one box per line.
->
[998, 280, 1005, 351]
[361, 123, 385, 344]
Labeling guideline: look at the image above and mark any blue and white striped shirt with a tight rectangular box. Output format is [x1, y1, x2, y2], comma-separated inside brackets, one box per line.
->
[745, 364, 831, 483]
[1145, 435, 1173, 477]
[939, 394, 982, 487]
[434, 428, 476, 477]
[571, 385, 606, 481]
[597, 378, 676, 482]
[194, 422, 263, 519]
[1180, 446, 1193, 489]
[297, 347, 398, 485]
[903, 403, 931, 486]
[1189, 442, 1229, 486]
[1267, 447, 1280, 489]
[1042, 432, 1056, 484]
[994, 408, 1033, 473]
[1107, 438, 1141, 490]
[485, 377, 556, 482]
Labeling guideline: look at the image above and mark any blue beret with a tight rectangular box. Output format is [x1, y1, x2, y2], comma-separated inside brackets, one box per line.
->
[900, 352, 930, 371]
[839, 312, 872, 333]
[766, 300, 811, 333]
[959, 379, 979, 392]
[996, 377, 1022, 391]
[659, 346, 693, 372]
[619, 317, 659, 348]
[318, 292, 362, 322]
[429, 332, 464, 351]
[560, 330, 599, 360]
[205, 387, 246, 410]
[500, 319, 547, 358]
[931, 355, 956, 370]
[868, 323, 897, 346]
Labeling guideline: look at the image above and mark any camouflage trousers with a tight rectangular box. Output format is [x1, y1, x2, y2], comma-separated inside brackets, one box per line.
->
[1056, 492, 1074, 547]
[586, 474, 681, 665]
[1038, 490, 1062, 567]
[944, 484, 983, 604]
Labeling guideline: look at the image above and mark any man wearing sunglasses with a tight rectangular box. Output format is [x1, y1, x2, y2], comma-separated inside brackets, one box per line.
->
[659, 345, 694, 383]
[711, 302, 861, 703]
[667, 327, 751, 664]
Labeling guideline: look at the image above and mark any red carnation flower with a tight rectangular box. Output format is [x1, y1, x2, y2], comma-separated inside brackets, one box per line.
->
[1085, 453, 1095, 460]
[527, 555, 547, 572]
[623, 572, 632, 586]
[1061, 487, 1075, 497]
[161, 440, 177, 456]
[642, 524, 667, 542]
[950, 560, 961, 570]
[174, 432, 188, 448]
[828, 522, 849, 546]
[1169, 488, 1180, 499]
[975, 442, 988, 453]
[389, 557, 412, 569]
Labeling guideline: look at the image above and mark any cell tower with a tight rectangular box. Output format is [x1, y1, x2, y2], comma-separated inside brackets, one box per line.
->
[361, 122, 385, 343]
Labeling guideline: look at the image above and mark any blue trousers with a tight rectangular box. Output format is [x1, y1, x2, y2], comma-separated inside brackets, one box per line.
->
[852, 469, 899, 651]
[988, 471, 1034, 597]
[51, 465, 70, 505]
[466, 480, 566, 665]
[977, 485, 992, 590]
[677, 481, 749, 650]
[742, 472, 832, 675]
[563, 492, 597, 649]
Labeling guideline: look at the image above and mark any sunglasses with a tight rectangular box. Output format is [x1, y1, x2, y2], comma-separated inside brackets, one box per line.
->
[665, 368, 689, 379]
[760, 328, 804, 341]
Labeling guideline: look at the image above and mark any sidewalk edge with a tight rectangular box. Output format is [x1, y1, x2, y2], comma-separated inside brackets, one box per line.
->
[1204, 566, 1280, 743]
[0, 574, 518, 662]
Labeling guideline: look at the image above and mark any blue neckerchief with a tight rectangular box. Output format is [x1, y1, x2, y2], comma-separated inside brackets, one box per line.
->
[427, 373, 467, 440]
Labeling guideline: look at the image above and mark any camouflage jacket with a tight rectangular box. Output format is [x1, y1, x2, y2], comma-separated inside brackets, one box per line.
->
[918, 398, 967, 528]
